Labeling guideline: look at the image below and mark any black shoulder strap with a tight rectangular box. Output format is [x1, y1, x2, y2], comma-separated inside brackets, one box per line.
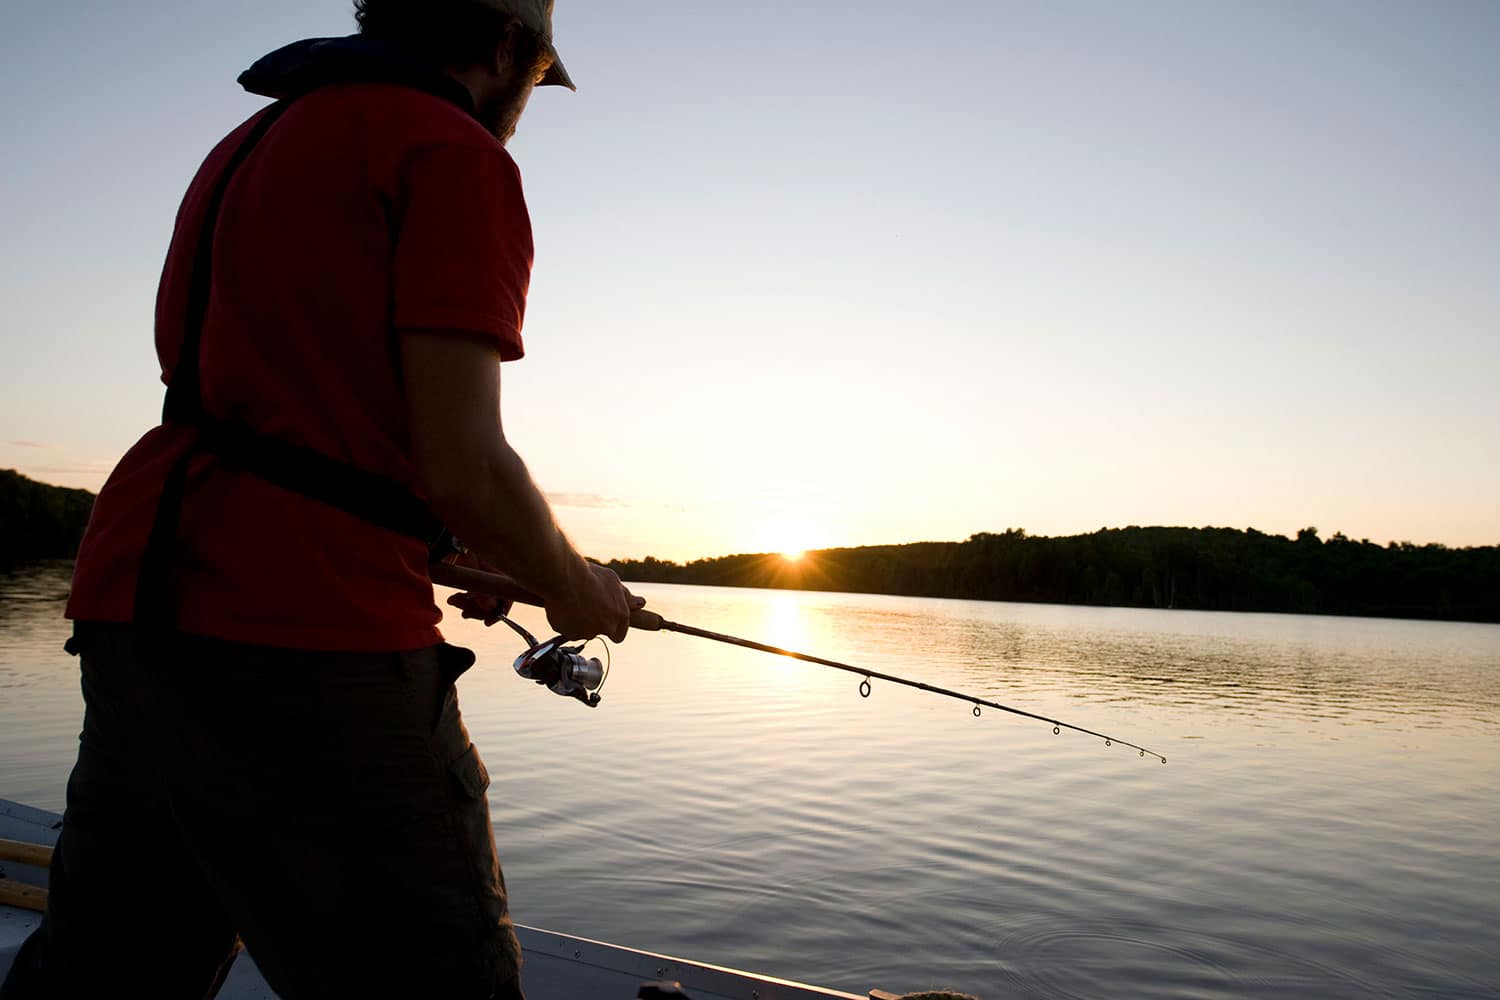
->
[137, 97, 447, 641]
[164, 99, 297, 425]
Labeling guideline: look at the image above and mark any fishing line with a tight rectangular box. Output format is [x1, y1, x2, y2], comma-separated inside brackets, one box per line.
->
[633, 614, 1167, 764]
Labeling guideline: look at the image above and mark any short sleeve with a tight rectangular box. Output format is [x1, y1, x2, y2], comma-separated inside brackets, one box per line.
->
[392, 144, 533, 360]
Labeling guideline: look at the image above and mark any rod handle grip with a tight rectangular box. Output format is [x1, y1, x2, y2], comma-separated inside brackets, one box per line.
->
[429, 563, 545, 607]
[630, 608, 664, 631]
[431, 563, 664, 631]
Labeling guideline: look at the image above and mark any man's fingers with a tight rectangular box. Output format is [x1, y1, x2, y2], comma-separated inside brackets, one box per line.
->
[446, 591, 509, 625]
[611, 592, 631, 643]
[445, 593, 479, 617]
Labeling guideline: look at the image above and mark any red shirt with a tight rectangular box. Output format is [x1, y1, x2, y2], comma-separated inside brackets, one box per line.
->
[67, 83, 532, 651]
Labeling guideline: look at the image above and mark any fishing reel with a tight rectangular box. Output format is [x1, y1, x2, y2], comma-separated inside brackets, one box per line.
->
[496, 615, 608, 708]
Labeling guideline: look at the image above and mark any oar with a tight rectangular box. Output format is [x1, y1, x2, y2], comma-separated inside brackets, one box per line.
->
[0, 838, 53, 913]
[0, 838, 53, 869]
[0, 879, 46, 913]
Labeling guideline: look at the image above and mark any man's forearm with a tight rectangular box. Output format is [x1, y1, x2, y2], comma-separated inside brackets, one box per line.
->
[401, 331, 635, 642]
[427, 439, 589, 605]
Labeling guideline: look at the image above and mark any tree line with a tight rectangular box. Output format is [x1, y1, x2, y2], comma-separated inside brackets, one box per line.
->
[0, 469, 96, 566]
[606, 527, 1500, 625]
[4, 468, 1496, 624]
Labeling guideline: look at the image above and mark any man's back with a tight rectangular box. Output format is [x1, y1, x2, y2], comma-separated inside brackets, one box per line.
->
[67, 81, 535, 651]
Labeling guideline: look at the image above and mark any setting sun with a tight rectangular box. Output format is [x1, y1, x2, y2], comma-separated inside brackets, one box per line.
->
[747, 521, 826, 566]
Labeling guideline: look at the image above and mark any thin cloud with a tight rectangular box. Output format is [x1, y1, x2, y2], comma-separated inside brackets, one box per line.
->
[547, 492, 628, 510]
[5, 440, 47, 449]
[29, 463, 114, 477]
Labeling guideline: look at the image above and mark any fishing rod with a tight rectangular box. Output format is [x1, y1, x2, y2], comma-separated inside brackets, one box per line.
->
[431, 563, 1166, 764]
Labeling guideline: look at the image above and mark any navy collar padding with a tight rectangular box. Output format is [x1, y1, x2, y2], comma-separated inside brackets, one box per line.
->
[238, 35, 476, 115]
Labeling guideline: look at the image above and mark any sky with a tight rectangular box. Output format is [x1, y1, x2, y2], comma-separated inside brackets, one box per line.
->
[1, 0, 1497, 561]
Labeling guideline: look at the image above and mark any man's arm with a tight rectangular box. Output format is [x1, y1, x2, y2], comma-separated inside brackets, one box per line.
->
[400, 328, 634, 642]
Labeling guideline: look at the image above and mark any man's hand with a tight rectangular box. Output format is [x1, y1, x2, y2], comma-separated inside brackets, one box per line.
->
[545, 562, 644, 643]
[446, 590, 513, 626]
[439, 550, 515, 626]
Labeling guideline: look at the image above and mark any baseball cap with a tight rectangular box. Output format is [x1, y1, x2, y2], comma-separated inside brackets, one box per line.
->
[482, 0, 575, 90]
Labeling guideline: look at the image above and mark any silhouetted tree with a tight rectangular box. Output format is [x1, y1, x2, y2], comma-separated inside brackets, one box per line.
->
[0, 470, 96, 565]
[607, 525, 1500, 625]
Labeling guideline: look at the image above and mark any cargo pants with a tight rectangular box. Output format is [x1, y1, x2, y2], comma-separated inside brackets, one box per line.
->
[0, 623, 525, 999]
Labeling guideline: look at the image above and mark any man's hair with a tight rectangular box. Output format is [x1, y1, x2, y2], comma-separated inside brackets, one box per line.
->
[354, 0, 548, 73]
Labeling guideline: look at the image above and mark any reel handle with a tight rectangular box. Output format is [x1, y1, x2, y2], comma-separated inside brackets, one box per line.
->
[429, 563, 663, 632]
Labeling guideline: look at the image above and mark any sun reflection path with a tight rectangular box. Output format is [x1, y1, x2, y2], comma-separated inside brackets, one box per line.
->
[763, 592, 812, 651]
[640, 594, 1170, 763]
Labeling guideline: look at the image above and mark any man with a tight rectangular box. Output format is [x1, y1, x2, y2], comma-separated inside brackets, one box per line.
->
[1, 1, 636, 997]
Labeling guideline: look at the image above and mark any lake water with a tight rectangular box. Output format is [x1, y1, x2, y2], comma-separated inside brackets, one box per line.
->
[2, 561, 1498, 998]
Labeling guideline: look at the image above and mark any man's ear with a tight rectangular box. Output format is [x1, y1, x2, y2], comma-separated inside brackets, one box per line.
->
[488, 18, 525, 78]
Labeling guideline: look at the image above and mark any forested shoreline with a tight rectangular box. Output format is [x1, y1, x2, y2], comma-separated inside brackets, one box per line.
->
[607, 527, 1500, 625]
[0, 470, 94, 566]
[3, 469, 1496, 623]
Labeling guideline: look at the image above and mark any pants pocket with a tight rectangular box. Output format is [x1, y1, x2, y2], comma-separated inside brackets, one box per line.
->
[446, 742, 508, 931]
[449, 741, 491, 801]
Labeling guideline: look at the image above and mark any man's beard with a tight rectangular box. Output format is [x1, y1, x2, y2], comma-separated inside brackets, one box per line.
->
[480, 78, 536, 146]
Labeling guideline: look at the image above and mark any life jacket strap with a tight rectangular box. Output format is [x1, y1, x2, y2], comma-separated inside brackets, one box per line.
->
[136, 93, 449, 641]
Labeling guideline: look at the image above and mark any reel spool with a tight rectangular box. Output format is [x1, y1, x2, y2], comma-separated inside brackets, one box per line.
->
[498, 616, 608, 708]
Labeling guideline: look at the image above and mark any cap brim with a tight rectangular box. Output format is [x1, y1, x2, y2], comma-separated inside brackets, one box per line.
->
[539, 46, 575, 91]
